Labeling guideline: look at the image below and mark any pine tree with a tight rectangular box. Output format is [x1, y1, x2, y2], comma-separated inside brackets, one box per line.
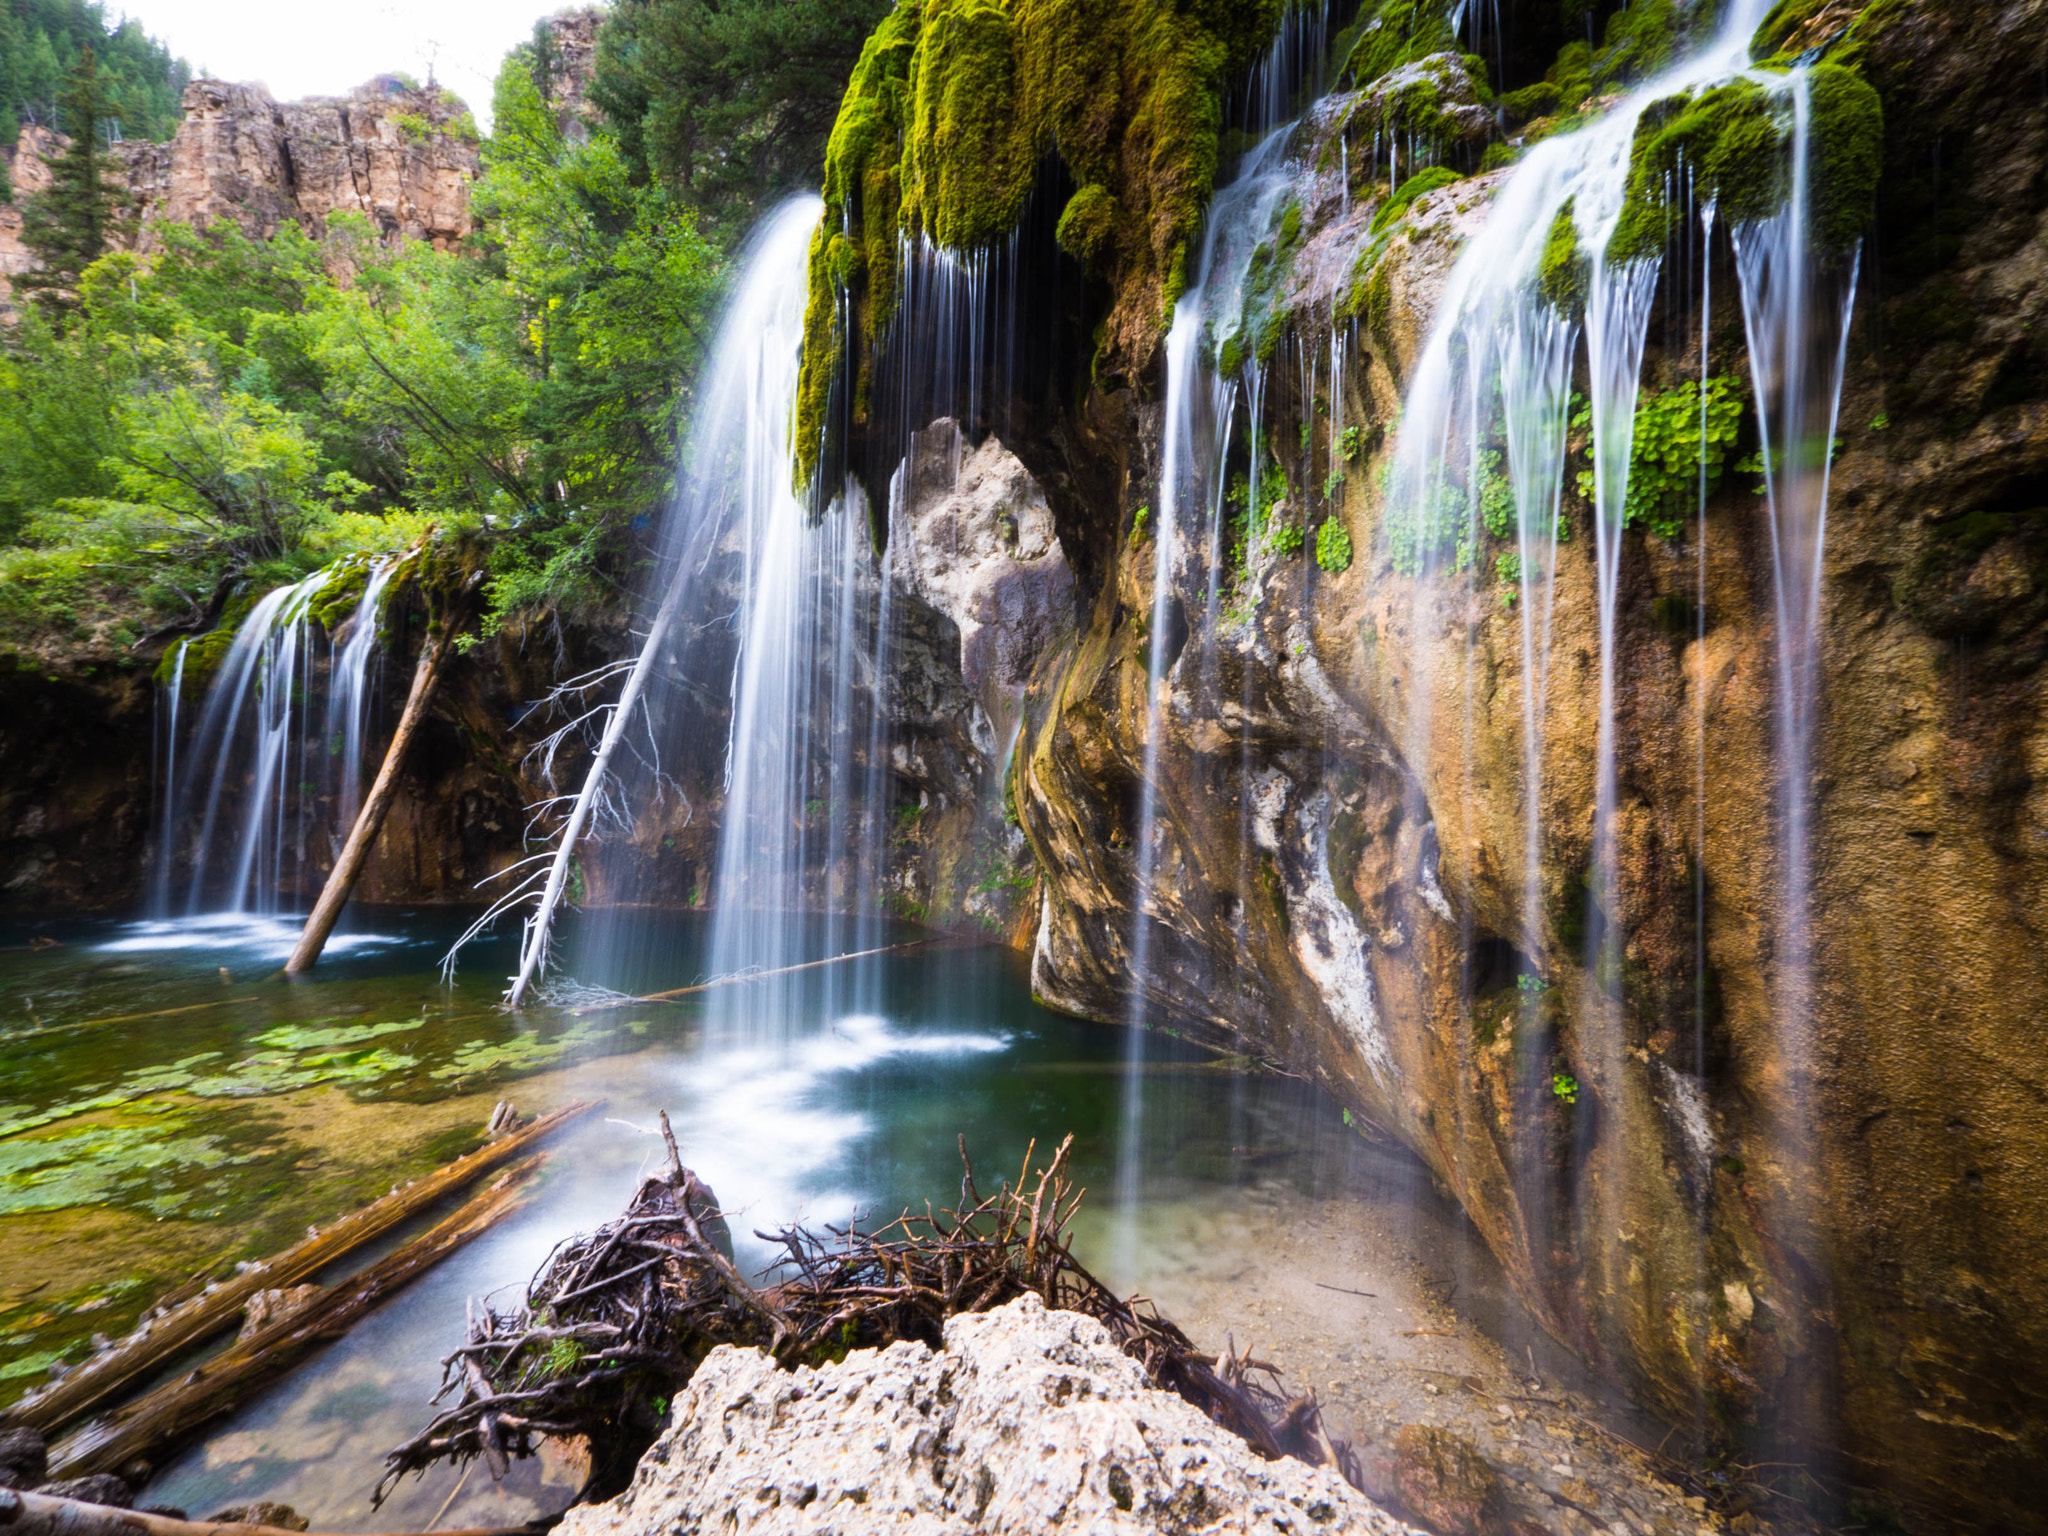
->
[19, 43, 123, 314]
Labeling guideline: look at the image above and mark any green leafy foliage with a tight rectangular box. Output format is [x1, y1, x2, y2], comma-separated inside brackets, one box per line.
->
[590, 0, 894, 242]
[1571, 376, 1746, 539]
[0, 36, 720, 650]
[1315, 515, 1353, 574]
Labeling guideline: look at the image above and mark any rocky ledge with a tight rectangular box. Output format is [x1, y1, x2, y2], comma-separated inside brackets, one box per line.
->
[558, 1294, 1421, 1535]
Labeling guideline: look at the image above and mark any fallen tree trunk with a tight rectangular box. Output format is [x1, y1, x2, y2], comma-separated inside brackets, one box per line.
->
[4, 1101, 601, 1439]
[499, 570, 696, 1009]
[0, 1486, 538, 1536]
[286, 625, 454, 975]
[48, 1157, 547, 1480]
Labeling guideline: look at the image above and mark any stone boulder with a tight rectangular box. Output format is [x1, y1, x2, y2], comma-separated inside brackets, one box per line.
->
[558, 1294, 1419, 1536]
[892, 421, 1076, 700]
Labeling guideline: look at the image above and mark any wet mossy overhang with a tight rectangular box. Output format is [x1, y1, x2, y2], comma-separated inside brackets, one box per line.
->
[794, 0, 1287, 499]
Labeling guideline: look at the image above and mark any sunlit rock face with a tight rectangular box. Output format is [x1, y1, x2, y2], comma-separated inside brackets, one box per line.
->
[113, 77, 480, 251]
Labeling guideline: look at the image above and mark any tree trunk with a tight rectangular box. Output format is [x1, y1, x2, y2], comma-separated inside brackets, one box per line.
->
[45, 1159, 545, 1481]
[0, 1488, 531, 1536]
[1, 1101, 599, 1439]
[285, 628, 451, 975]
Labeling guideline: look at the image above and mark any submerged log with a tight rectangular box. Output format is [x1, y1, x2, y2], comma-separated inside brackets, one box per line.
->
[0, 1488, 536, 1536]
[568, 940, 935, 1015]
[4, 1101, 601, 1439]
[285, 625, 454, 975]
[47, 1157, 547, 1480]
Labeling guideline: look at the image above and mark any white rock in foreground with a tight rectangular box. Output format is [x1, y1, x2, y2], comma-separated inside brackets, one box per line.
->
[558, 1294, 1418, 1535]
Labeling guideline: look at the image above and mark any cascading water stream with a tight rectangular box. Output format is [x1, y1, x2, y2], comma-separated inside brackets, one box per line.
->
[327, 560, 397, 844]
[1382, 0, 1862, 1320]
[549, 197, 908, 1046]
[1113, 115, 1303, 1275]
[151, 561, 393, 919]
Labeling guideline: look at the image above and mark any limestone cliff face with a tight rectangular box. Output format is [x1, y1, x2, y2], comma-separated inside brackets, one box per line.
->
[113, 75, 479, 252]
[856, 2, 2048, 1529]
[1, 71, 483, 314]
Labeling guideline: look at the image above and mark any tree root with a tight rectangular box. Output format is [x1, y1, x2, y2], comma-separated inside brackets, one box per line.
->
[379, 1125, 1362, 1507]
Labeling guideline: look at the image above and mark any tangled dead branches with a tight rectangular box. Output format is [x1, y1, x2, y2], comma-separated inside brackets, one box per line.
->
[378, 1117, 1359, 1507]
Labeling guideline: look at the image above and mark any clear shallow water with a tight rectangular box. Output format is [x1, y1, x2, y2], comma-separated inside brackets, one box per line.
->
[0, 906, 1412, 1529]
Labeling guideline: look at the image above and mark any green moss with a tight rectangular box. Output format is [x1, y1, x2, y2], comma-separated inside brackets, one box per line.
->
[1363, 259, 1395, 362]
[904, 1, 1025, 247]
[1609, 63, 1881, 265]
[162, 590, 261, 689]
[1344, 0, 1457, 87]
[1539, 200, 1589, 313]
[1056, 183, 1119, 265]
[1609, 80, 1788, 264]
[1807, 62, 1884, 253]
[1593, 0, 1681, 86]
[305, 557, 371, 633]
[798, 0, 1282, 486]
[1369, 165, 1460, 236]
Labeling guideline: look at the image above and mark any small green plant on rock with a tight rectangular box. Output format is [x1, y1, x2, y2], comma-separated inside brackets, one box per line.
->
[1572, 376, 1747, 538]
[1316, 516, 1353, 574]
[1551, 1070, 1580, 1104]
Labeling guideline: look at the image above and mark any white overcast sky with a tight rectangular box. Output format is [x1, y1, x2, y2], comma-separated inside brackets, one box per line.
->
[111, 0, 559, 131]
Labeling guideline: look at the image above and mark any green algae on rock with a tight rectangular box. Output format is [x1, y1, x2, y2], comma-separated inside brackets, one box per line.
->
[1538, 199, 1590, 312]
[797, 0, 1283, 486]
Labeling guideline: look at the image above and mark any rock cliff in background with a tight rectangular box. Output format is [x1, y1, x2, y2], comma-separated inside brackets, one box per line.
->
[802, 0, 2048, 1529]
[0, 45, 515, 315]
[115, 75, 478, 252]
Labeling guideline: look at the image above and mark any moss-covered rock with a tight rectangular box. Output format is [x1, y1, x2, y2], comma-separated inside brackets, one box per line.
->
[1806, 61, 1884, 252]
[1344, 51, 1495, 174]
[1340, 0, 1458, 87]
[1055, 183, 1119, 264]
[797, 0, 1283, 486]
[1608, 61, 1882, 265]
[1538, 199, 1590, 312]
[305, 557, 372, 634]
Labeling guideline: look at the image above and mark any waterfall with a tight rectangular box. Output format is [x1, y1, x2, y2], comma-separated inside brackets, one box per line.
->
[1380, 0, 1863, 1350]
[1731, 75, 1862, 1091]
[563, 197, 895, 1040]
[328, 561, 397, 842]
[151, 560, 393, 918]
[1113, 96, 1310, 1270]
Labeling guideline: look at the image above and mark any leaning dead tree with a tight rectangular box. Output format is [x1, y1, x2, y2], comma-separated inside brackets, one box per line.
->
[439, 566, 694, 1008]
[378, 1124, 1360, 1507]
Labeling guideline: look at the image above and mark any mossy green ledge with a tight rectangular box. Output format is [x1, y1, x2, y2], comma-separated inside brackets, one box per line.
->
[1607, 1, 1889, 270]
[795, 0, 1283, 488]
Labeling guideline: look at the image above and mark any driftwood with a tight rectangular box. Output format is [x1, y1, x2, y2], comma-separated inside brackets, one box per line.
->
[48, 1157, 547, 1480]
[5, 1102, 601, 1439]
[286, 621, 455, 975]
[377, 1121, 1360, 1507]
[0, 1488, 536, 1536]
